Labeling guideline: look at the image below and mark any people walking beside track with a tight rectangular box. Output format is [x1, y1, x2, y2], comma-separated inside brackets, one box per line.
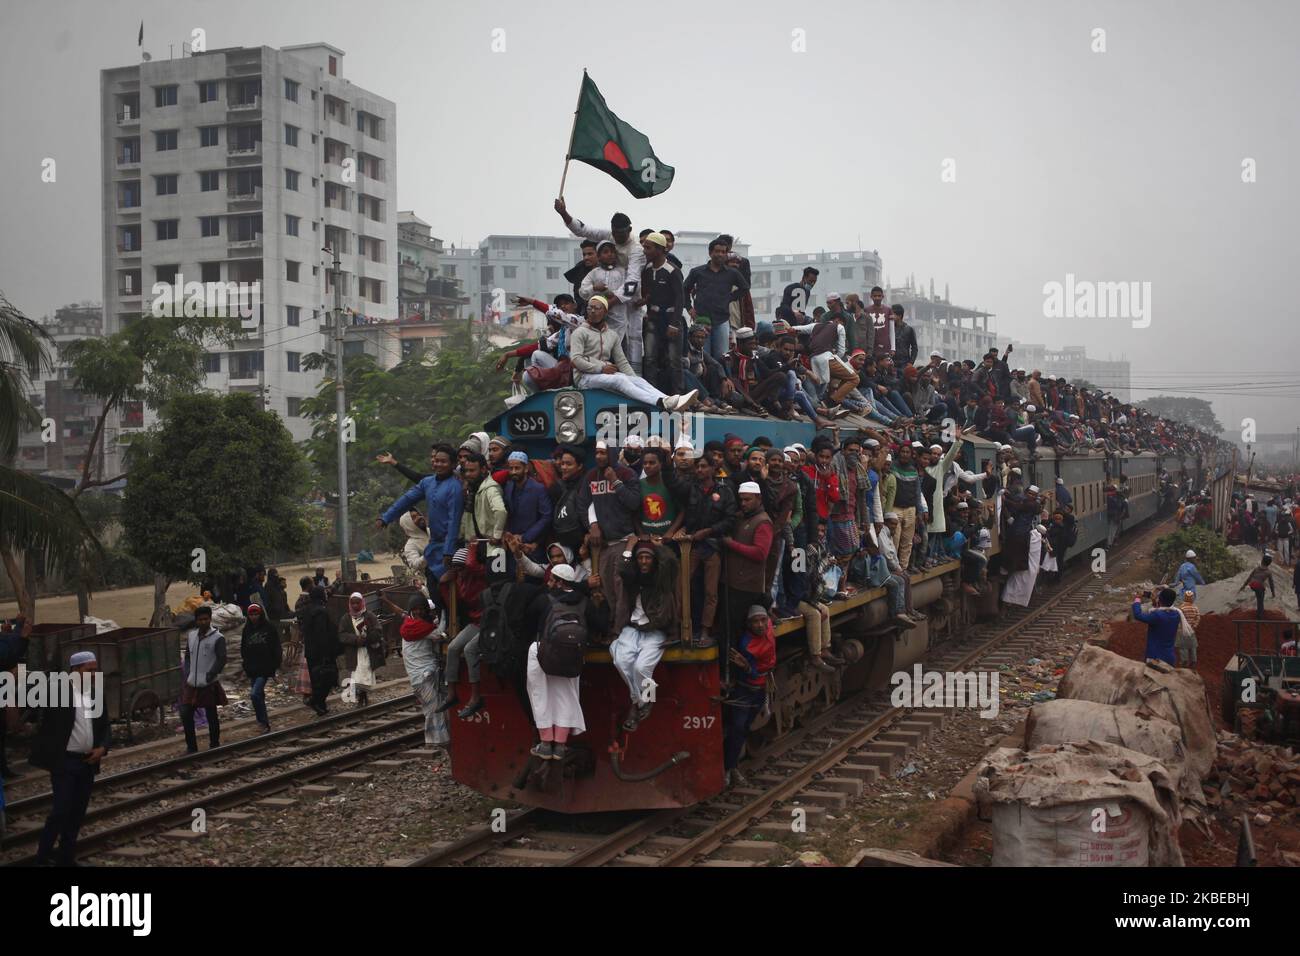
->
[1239, 554, 1277, 618]
[180, 605, 228, 753]
[338, 592, 383, 708]
[240, 603, 282, 732]
[400, 596, 451, 748]
[300, 587, 339, 716]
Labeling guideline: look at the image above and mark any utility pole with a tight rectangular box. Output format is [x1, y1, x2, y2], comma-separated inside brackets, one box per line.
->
[328, 243, 355, 582]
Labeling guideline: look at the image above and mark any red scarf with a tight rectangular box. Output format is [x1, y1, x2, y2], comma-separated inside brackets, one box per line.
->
[400, 616, 436, 641]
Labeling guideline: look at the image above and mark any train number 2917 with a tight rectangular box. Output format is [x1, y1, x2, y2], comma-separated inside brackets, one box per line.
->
[682, 715, 716, 730]
[465, 710, 491, 724]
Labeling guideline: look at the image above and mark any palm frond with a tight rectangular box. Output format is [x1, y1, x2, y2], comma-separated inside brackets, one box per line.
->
[0, 464, 104, 574]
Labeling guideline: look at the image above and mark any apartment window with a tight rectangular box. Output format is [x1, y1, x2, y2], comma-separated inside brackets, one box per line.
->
[232, 168, 261, 196]
[155, 130, 177, 151]
[284, 123, 298, 147]
[232, 125, 260, 151]
[286, 397, 302, 417]
[367, 278, 381, 304]
[156, 219, 179, 241]
[286, 305, 301, 327]
[546, 241, 559, 252]
[202, 353, 221, 373]
[442, 265, 456, 278]
[286, 260, 300, 282]
[546, 267, 559, 280]
[285, 169, 300, 191]
[199, 170, 220, 192]
[198, 81, 218, 103]
[328, 55, 337, 76]
[503, 266, 517, 280]
[200, 126, 219, 147]
[840, 267, 853, 279]
[199, 216, 220, 238]
[286, 215, 300, 237]
[118, 138, 140, 163]
[343, 340, 364, 358]
[155, 264, 179, 283]
[119, 225, 141, 250]
[230, 351, 264, 377]
[154, 85, 177, 107]
[232, 80, 260, 106]
[231, 214, 262, 242]
[779, 269, 793, 282]
[200, 262, 221, 283]
[284, 78, 299, 102]
[286, 351, 301, 373]
[481, 265, 494, 284]
[155, 174, 178, 196]
[752, 272, 771, 289]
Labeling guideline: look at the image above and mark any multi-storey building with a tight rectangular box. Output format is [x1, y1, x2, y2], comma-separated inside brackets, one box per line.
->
[100, 42, 397, 440]
[15, 304, 120, 483]
[746, 248, 883, 317]
[397, 210, 467, 321]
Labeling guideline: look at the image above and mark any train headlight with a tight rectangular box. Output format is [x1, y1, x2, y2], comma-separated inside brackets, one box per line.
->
[557, 421, 580, 443]
[556, 394, 580, 419]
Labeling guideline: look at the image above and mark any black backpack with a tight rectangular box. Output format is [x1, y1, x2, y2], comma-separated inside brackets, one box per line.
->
[537, 596, 588, 678]
[476, 581, 515, 671]
[551, 482, 584, 539]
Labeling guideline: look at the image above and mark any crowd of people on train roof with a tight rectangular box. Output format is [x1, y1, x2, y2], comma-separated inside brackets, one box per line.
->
[345, 204, 1228, 783]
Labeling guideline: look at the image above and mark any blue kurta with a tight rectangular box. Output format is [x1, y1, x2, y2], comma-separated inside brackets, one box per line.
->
[1132, 601, 1179, 665]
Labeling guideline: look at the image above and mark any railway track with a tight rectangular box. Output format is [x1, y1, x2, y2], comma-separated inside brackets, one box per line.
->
[401, 518, 1170, 868]
[1, 695, 429, 866]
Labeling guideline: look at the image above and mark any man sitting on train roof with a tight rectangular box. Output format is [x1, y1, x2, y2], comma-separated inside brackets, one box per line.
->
[567, 294, 698, 412]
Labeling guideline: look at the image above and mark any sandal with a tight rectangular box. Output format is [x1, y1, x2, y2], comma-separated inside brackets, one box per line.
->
[457, 698, 486, 720]
[435, 694, 460, 714]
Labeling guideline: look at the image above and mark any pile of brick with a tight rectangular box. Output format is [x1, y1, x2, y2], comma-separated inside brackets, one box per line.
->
[1203, 731, 1300, 827]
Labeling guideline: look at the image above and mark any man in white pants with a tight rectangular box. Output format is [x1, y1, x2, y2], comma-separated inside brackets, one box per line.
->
[608, 540, 680, 731]
[568, 295, 696, 411]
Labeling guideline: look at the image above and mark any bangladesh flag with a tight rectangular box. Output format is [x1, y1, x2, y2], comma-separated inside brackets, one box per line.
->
[567, 72, 675, 199]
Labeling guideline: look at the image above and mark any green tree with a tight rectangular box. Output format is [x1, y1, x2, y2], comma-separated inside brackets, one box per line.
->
[1153, 526, 1243, 584]
[60, 311, 241, 617]
[1140, 396, 1223, 436]
[301, 322, 510, 501]
[122, 391, 310, 623]
[0, 292, 101, 618]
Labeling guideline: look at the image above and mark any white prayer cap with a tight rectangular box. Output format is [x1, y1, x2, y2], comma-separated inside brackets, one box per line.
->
[864, 439, 880, 448]
[1028, 484, 1040, 493]
[595, 439, 608, 450]
[738, 481, 762, 495]
[930, 350, 943, 358]
[1056, 477, 1065, 483]
[1025, 405, 1036, 412]
[551, 564, 578, 583]
[1185, 549, 1196, 558]
[957, 501, 969, 509]
[884, 511, 899, 520]
[782, 445, 797, 454]
[69, 650, 97, 667]
[911, 441, 924, 449]
[826, 292, 843, 301]
[624, 434, 644, 448]
[588, 294, 609, 310]
[735, 327, 755, 340]
[929, 444, 942, 452]
[1011, 467, 1022, 475]
[999, 444, 1012, 451]
[675, 433, 695, 451]
[791, 443, 807, 453]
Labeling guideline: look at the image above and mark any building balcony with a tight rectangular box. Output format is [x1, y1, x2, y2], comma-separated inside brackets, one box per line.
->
[227, 186, 263, 206]
[116, 109, 140, 126]
[227, 61, 262, 75]
[227, 238, 263, 257]
[117, 289, 142, 304]
[116, 154, 140, 169]
[228, 96, 261, 113]
[228, 369, 264, 387]
[227, 142, 262, 162]
[115, 242, 142, 257]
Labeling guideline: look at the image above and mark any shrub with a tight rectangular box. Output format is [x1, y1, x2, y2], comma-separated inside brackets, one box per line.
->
[1152, 526, 1243, 584]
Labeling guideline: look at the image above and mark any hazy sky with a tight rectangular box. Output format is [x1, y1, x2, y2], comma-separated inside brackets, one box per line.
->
[2, 0, 1297, 434]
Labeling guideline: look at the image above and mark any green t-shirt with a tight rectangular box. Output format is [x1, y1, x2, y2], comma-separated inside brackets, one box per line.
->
[640, 477, 678, 535]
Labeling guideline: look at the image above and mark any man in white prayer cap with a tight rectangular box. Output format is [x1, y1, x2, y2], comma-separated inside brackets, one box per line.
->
[31, 649, 110, 866]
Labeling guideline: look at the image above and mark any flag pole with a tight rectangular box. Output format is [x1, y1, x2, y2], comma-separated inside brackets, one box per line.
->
[558, 70, 586, 200]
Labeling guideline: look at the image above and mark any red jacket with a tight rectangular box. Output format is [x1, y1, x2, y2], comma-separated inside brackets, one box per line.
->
[736, 618, 776, 688]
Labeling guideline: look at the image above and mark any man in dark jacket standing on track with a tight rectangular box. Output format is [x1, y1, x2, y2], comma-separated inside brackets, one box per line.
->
[300, 587, 339, 716]
[31, 650, 110, 866]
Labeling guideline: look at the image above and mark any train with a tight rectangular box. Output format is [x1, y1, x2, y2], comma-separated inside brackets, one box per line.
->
[444, 387, 1237, 813]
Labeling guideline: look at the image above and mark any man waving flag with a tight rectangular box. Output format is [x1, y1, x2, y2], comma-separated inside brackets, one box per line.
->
[562, 71, 675, 199]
